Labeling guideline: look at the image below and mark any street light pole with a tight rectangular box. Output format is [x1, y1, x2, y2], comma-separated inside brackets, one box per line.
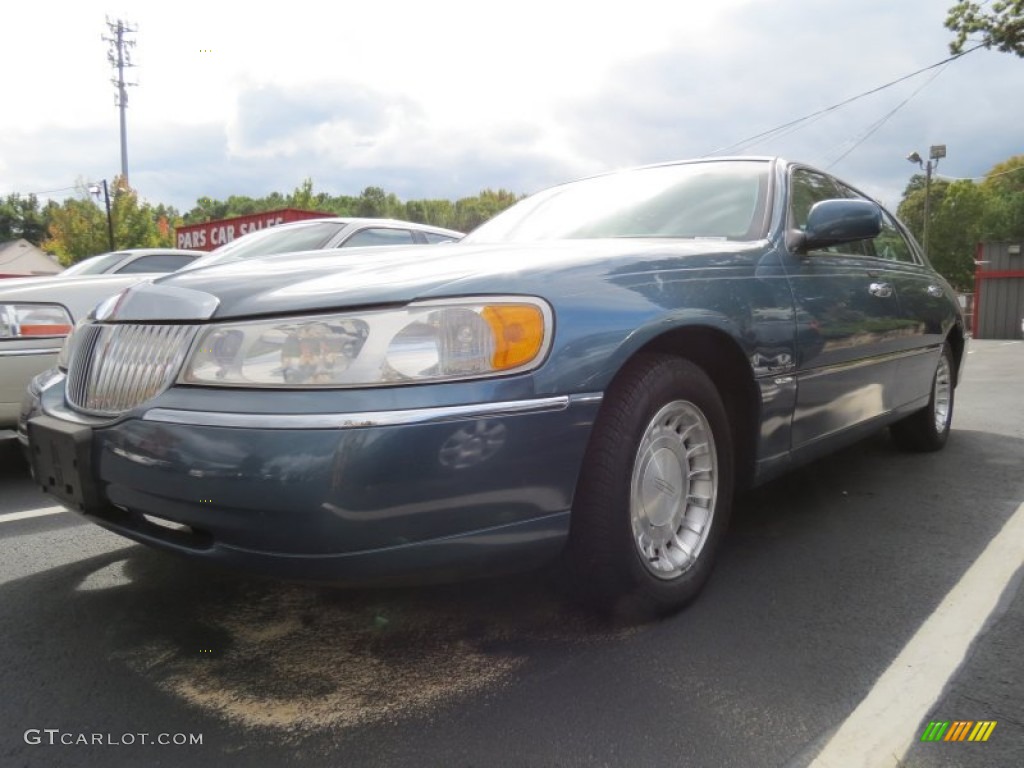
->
[89, 179, 115, 251]
[906, 145, 946, 260]
[923, 160, 932, 260]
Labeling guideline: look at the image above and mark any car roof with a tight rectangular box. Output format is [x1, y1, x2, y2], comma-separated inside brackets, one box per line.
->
[64, 248, 206, 266]
[551, 156, 778, 188]
[246, 217, 464, 236]
[97, 248, 207, 258]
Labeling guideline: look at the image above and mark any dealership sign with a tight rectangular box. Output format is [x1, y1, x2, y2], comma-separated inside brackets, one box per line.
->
[175, 209, 329, 251]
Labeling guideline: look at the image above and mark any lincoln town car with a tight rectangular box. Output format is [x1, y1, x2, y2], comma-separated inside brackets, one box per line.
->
[22, 158, 965, 616]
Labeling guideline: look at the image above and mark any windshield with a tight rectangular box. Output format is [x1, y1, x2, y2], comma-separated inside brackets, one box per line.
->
[60, 251, 130, 275]
[185, 221, 345, 270]
[464, 161, 770, 243]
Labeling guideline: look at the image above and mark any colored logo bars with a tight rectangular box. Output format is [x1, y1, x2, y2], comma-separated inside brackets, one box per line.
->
[920, 720, 997, 742]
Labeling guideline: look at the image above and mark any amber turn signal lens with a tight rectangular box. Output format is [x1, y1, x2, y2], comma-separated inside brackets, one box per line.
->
[20, 323, 73, 336]
[481, 305, 545, 370]
[0, 303, 74, 339]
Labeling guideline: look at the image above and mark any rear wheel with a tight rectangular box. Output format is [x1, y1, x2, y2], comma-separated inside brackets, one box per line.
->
[890, 341, 955, 452]
[565, 353, 734, 619]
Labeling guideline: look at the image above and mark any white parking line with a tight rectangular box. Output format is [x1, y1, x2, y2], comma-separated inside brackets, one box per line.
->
[968, 341, 1022, 354]
[810, 500, 1024, 767]
[0, 506, 67, 524]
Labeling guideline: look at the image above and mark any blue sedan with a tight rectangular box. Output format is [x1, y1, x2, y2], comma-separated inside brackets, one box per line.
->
[22, 158, 965, 617]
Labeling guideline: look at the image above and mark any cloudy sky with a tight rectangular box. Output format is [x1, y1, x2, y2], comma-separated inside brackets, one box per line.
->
[2, 0, 1022, 215]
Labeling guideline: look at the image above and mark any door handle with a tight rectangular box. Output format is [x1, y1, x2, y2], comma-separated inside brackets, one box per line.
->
[927, 284, 944, 298]
[868, 282, 893, 298]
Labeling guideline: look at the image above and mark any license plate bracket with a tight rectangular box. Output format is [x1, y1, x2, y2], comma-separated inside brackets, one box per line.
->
[28, 415, 103, 513]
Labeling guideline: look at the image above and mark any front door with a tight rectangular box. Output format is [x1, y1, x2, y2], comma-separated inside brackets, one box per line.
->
[782, 167, 903, 448]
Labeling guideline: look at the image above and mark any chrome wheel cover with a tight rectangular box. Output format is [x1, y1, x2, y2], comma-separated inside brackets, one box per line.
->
[630, 400, 718, 580]
[933, 354, 952, 434]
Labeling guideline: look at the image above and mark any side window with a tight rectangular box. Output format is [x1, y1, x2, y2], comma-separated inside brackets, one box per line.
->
[791, 170, 871, 257]
[836, 181, 917, 263]
[789, 169, 840, 231]
[873, 211, 916, 264]
[831, 182, 876, 258]
[116, 254, 198, 274]
[340, 228, 416, 248]
[423, 232, 459, 244]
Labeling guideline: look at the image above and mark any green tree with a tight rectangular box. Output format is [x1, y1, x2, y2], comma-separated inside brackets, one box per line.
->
[42, 176, 177, 264]
[109, 181, 177, 250]
[898, 177, 983, 289]
[356, 186, 402, 218]
[452, 188, 521, 231]
[288, 178, 316, 210]
[897, 175, 952, 239]
[925, 180, 987, 289]
[41, 195, 108, 265]
[404, 198, 456, 228]
[978, 155, 1024, 239]
[897, 155, 1024, 290]
[183, 197, 225, 224]
[0, 193, 48, 244]
[179, 182, 521, 234]
[947, 1, 1024, 56]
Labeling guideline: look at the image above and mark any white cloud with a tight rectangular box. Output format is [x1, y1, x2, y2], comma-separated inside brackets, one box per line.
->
[2, 0, 1023, 214]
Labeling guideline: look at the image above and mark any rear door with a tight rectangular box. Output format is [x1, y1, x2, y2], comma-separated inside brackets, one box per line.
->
[860, 207, 951, 407]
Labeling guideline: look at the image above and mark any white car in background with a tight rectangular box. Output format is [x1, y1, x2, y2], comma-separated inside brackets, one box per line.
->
[57, 248, 206, 276]
[0, 249, 205, 432]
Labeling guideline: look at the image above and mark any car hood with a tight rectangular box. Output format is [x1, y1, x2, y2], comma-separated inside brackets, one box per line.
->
[0, 273, 155, 319]
[0, 274, 68, 288]
[109, 240, 767, 322]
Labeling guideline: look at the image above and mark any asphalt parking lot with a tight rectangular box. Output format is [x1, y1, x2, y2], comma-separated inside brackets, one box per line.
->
[2, 340, 1021, 768]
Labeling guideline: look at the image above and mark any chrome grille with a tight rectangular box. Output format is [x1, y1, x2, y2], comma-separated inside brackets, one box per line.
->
[66, 323, 200, 415]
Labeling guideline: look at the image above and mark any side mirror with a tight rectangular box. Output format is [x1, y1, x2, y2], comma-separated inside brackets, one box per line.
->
[790, 199, 882, 254]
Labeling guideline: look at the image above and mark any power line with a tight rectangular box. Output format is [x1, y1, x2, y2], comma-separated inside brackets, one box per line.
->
[938, 164, 1024, 182]
[6, 179, 118, 197]
[703, 44, 986, 157]
[825, 64, 951, 170]
[6, 184, 82, 197]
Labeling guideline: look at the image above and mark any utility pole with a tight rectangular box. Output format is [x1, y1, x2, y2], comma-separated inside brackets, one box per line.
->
[104, 18, 137, 187]
[89, 180, 115, 251]
[906, 145, 946, 261]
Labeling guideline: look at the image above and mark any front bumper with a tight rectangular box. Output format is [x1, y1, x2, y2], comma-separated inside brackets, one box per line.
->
[24, 375, 601, 584]
[1, 344, 61, 428]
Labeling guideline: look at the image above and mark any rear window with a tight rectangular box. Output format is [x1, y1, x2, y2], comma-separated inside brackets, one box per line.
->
[115, 254, 198, 274]
[61, 252, 130, 275]
[340, 228, 416, 248]
[187, 222, 344, 270]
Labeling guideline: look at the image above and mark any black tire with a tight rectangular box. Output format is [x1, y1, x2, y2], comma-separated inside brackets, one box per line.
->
[890, 341, 955, 452]
[564, 353, 734, 620]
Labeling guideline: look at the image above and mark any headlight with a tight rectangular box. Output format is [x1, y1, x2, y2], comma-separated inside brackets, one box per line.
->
[180, 297, 552, 388]
[0, 303, 73, 339]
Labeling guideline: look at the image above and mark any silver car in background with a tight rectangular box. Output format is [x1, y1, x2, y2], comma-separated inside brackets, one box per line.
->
[1, 248, 205, 432]
[2, 220, 464, 435]
[57, 248, 205, 276]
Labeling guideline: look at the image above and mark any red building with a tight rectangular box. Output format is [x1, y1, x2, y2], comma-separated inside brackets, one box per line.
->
[973, 242, 1024, 339]
[175, 209, 330, 251]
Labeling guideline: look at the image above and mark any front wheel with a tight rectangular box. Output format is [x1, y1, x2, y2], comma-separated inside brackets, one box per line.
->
[890, 341, 955, 452]
[564, 354, 734, 619]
